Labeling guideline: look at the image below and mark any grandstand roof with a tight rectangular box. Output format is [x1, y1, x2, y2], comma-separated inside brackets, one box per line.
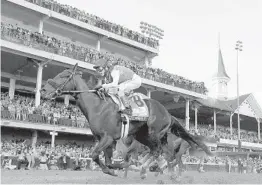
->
[197, 93, 262, 119]
[197, 97, 233, 111]
[226, 93, 251, 110]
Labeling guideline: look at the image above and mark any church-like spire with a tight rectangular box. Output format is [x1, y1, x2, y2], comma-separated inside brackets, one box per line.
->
[213, 49, 230, 79]
[213, 33, 230, 79]
[211, 34, 231, 100]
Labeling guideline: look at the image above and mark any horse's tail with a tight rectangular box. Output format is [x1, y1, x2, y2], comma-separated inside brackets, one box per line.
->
[170, 115, 213, 156]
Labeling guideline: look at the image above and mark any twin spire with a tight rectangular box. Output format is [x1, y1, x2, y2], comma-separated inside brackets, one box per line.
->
[211, 33, 231, 100]
[213, 33, 230, 80]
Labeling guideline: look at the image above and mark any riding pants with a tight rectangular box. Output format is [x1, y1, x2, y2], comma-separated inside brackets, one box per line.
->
[117, 74, 142, 97]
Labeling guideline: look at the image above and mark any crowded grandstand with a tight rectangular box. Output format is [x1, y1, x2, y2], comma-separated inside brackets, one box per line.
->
[1, 0, 262, 181]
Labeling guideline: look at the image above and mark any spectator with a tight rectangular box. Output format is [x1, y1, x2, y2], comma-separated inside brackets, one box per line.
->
[2, 156, 16, 170]
[38, 150, 49, 170]
[225, 155, 232, 173]
[16, 149, 29, 170]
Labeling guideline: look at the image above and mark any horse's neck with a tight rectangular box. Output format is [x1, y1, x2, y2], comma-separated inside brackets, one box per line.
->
[73, 76, 102, 121]
[74, 77, 89, 92]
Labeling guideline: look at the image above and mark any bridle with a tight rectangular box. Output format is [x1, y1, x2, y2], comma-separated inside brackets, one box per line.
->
[45, 68, 96, 98]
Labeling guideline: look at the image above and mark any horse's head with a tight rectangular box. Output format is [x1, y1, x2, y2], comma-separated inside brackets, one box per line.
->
[41, 63, 82, 99]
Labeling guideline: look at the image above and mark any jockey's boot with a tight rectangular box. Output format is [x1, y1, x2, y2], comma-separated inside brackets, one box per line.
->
[120, 96, 132, 115]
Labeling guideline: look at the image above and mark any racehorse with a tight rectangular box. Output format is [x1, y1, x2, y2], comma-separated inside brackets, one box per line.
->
[40, 63, 213, 177]
[118, 131, 213, 181]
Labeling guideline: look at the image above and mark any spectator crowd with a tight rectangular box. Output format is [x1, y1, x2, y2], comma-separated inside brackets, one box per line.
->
[1, 92, 88, 128]
[24, 0, 159, 49]
[1, 137, 262, 173]
[1, 138, 99, 171]
[1, 22, 208, 95]
[1, 91, 261, 143]
[182, 120, 261, 144]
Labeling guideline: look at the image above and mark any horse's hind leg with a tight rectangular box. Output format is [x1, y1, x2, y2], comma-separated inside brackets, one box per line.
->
[91, 134, 116, 176]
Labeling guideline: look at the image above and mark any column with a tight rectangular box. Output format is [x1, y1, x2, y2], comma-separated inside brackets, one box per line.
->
[96, 36, 102, 52]
[257, 118, 261, 140]
[233, 147, 235, 152]
[8, 78, 16, 100]
[147, 89, 151, 98]
[195, 107, 198, 131]
[185, 99, 190, 130]
[144, 55, 149, 67]
[213, 110, 217, 134]
[96, 39, 101, 51]
[50, 131, 58, 148]
[230, 113, 233, 136]
[35, 65, 43, 107]
[39, 19, 44, 34]
[64, 95, 70, 106]
[31, 130, 38, 149]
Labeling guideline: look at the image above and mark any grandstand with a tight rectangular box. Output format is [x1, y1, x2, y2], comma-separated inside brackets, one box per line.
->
[1, 0, 262, 172]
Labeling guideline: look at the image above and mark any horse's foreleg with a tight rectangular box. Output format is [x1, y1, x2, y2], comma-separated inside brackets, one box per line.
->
[175, 158, 183, 182]
[104, 145, 115, 169]
[123, 154, 131, 178]
[123, 138, 139, 178]
[91, 134, 116, 176]
[171, 153, 183, 182]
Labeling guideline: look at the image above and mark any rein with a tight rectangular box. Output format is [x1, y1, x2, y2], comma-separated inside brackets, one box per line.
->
[45, 66, 107, 100]
[60, 89, 107, 101]
[60, 89, 96, 94]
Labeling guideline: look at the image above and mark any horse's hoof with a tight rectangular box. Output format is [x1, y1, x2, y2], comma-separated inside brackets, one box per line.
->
[171, 176, 181, 183]
[140, 174, 147, 180]
[169, 174, 177, 180]
[123, 169, 128, 178]
[140, 167, 147, 179]
[102, 168, 118, 177]
[157, 180, 165, 184]
[176, 177, 181, 182]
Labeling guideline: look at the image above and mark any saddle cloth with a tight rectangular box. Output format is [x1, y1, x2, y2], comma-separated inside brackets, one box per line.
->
[108, 92, 149, 121]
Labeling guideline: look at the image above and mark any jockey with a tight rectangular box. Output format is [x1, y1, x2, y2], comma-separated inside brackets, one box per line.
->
[93, 58, 142, 115]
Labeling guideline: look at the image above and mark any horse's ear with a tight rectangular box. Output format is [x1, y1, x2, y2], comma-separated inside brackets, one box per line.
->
[73, 63, 78, 72]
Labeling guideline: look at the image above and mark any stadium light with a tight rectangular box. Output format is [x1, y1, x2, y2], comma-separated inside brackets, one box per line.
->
[235, 40, 243, 141]
[139, 21, 164, 41]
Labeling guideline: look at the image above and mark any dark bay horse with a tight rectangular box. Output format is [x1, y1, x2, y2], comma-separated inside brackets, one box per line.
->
[40, 63, 213, 177]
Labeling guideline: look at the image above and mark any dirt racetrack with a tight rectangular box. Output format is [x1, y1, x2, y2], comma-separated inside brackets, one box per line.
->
[1, 169, 262, 184]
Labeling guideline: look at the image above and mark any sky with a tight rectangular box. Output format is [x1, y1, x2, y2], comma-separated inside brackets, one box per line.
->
[61, 0, 262, 106]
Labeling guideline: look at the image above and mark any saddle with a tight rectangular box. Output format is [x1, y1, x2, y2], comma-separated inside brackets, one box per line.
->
[97, 87, 149, 122]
